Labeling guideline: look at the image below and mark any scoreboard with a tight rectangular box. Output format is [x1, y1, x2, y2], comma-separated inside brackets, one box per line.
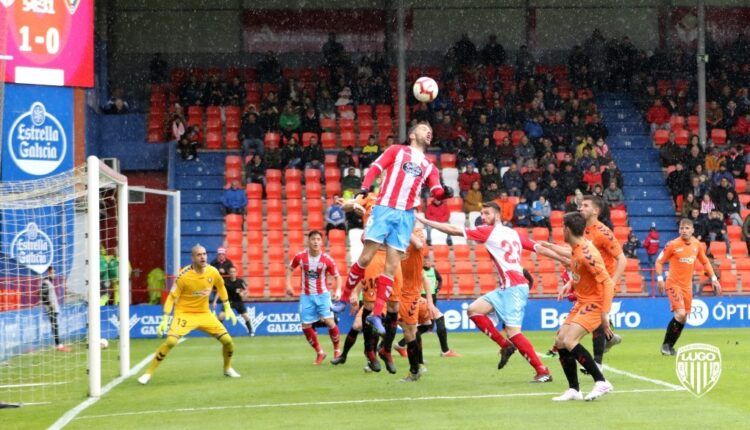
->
[1, 0, 93, 88]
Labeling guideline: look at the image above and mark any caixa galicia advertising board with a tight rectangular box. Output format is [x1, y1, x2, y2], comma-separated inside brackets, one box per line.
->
[1, 83, 73, 181]
[103, 296, 750, 339]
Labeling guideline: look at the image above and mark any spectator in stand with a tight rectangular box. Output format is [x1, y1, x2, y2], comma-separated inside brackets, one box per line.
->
[711, 163, 735, 188]
[530, 195, 551, 229]
[177, 135, 199, 161]
[336, 146, 356, 171]
[257, 51, 282, 83]
[565, 189, 584, 212]
[594, 137, 611, 161]
[643, 225, 660, 267]
[259, 98, 280, 132]
[706, 210, 729, 250]
[514, 135, 536, 166]
[725, 145, 747, 179]
[335, 87, 354, 116]
[322, 32, 345, 68]
[434, 114, 455, 152]
[541, 162, 560, 188]
[221, 180, 247, 215]
[514, 195, 531, 227]
[704, 146, 724, 174]
[316, 89, 336, 120]
[706, 101, 723, 131]
[451, 122, 469, 144]
[488, 191, 511, 227]
[680, 192, 699, 218]
[281, 137, 303, 170]
[171, 115, 186, 141]
[732, 111, 750, 144]
[180, 75, 204, 106]
[699, 193, 716, 218]
[683, 144, 705, 172]
[710, 176, 734, 209]
[299, 106, 322, 134]
[659, 133, 683, 167]
[240, 112, 265, 156]
[543, 179, 567, 211]
[453, 33, 477, 67]
[667, 162, 689, 201]
[502, 162, 523, 196]
[226, 77, 246, 106]
[325, 198, 347, 236]
[463, 181, 483, 213]
[210, 247, 235, 277]
[425, 197, 450, 244]
[603, 181, 625, 209]
[341, 167, 362, 197]
[723, 191, 743, 226]
[723, 100, 739, 131]
[686, 174, 708, 200]
[457, 137, 478, 169]
[601, 160, 623, 188]
[582, 164, 603, 192]
[523, 180, 542, 203]
[496, 136, 515, 166]
[359, 136, 380, 168]
[646, 98, 671, 132]
[576, 147, 597, 173]
[149, 53, 168, 83]
[591, 183, 604, 198]
[476, 137, 498, 167]
[103, 97, 129, 114]
[484, 182, 501, 201]
[480, 34, 505, 66]
[278, 103, 301, 139]
[245, 154, 266, 188]
[559, 162, 581, 197]
[302, 135, 325, 177]
[473, 114, 493, 144]
[523, 114, 544, 142]
[458, 165, 481, 198]
[689, 207, 709, 245]
[203, 74, 224, 106]
[623, 233, 641, 259]
[586, 113, 608, 141]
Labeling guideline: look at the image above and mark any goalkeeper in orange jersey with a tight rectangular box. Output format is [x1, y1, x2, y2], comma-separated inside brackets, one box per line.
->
[655, 218, 721, 356]
[138, 245, 240, 384]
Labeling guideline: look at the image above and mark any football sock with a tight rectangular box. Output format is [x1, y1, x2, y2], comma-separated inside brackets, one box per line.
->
[571, 344, 604, 382]
[416, 331, 424, 364]
[435, 316, 450, 353]
[361, 308, 376, 356]
[146, 335, 178, 375]
[406, 340, 420, 375]
[397, 337, 406, 348]
[382, 312, 398, 352]
[341, 328, 360, 358]
[329, 326, 341, 351]
[558, 348, 580, 391]
[510, 332, 546, 373]
[592, 325, 606, 364]
[218, 334, 234, 371]
[342, 262, 366, 301]
[244, 320, 253, 335]
[663, 318, 685, 347]
[417, 325, 431, 335]
[371, 275, 394, 316]
[303, 327, 322, 353]
[470, 314, 511, 348]
[49, 312, 60, 346]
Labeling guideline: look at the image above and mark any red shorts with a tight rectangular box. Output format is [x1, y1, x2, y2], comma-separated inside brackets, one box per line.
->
[564, 301, 603, 333]
[363, 250, 402, 304]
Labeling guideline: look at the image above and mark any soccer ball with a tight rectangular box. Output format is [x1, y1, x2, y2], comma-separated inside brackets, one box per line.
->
[100, 338, 109, 349]
[413, 77, 438, 103]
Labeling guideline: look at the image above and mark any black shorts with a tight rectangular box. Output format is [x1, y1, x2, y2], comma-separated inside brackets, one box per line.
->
[230, 301, 247, 315]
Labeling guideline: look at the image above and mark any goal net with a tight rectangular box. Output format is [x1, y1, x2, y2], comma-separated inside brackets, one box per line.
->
[0, 156, 129, 405]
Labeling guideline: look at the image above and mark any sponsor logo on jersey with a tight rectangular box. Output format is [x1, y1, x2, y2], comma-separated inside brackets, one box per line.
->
[679, 257, 696, 264]
[10, 222, 54, 274]
[402, 161, 423, 177]
[7, 102, 67, 176]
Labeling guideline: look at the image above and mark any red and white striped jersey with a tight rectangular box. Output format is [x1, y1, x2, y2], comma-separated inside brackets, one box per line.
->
[465, 224, 537, 289]
[370, 145, 441, 210]
[289, 250, 339, 295]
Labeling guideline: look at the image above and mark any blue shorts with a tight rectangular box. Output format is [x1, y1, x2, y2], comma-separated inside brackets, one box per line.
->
[480, 285, 529, 328]
[299, 292, 334, 324]
[363, 205, 415, 252]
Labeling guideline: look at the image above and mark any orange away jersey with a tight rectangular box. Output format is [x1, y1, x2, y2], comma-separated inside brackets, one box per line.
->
[171, 265, 226, 313]
[355, 193, 377, 226]
[401, 228, 425, 296]
[657, 237, 713, 289]
[570, 241, 614, 313]
[584, 220, 623, 277]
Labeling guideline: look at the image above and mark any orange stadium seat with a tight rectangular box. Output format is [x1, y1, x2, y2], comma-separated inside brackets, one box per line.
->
[730, 242, 748, 258]
[476, 259, 494, 274]
[288, 230, 305, 249]
[454, 261, 473, 275]
[478, 274, 496, 293]
[307, 211, 324, 230]
[305, 168, 322, 184]
[737, 271, 750, 292]
[328, 229, 346, 245]
[268, 246, 285, 263]
[432, 245, 450, 261]
[537, 258, 556, 273]
[709, 242, 727, 258]
[720, 272, 738, 293]
[286, 211, 303, 229]
[287, 198, 303, 217]
[225, 214, 243, 231]
[267, 215, 283, 231]
[550, 211, 564, 228]
[246, 212, 263, 230]
[285, 181, 302, 199]
[268, 277, 286, 297]
[306, 182, 322, 199]
[268, 263, 285, 277]
[727, 225, 742, 242]
[267, 230, 284, 244]
[456, 275, 476, 295]
[734, 257, 750, 272]
[539, 273, 558, 295]
[246, 229, 263, 245]
[246, 277, 265, 298]
[653, 129, 669, 146]
[532, 227, 549, 241]
[266, 182, 282, 199]
[624, 272, 644, 294]
[453, 245, 471, 261]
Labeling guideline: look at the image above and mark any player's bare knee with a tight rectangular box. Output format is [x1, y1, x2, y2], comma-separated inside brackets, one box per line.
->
[674, 309, 687, 323]
[324, 318, 336, 328]
[562, 335, 579, 351]
[387, 302, 399, 313]
[505, 326, 521, 337]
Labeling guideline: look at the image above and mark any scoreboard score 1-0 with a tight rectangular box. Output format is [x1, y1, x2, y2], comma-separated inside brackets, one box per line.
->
[1, 0, 93, 88]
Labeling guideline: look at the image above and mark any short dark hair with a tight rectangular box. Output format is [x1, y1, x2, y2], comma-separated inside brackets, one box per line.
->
[564, 212, 587, 237]
[482, 202, 501, 212]
[308, 230, 323, 239]
[582, 195, 605, 212]
[408, 121, 432, 137]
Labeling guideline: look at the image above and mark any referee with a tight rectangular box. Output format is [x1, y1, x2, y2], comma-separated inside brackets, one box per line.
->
[214, 266, 254, 336]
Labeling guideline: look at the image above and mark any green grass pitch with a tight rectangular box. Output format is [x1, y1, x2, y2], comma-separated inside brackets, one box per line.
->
[5, 328, 750, 429]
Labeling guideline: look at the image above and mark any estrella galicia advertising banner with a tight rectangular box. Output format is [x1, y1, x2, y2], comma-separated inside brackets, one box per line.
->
[103, 296, 750, 339]
[1, 83, 73, 181]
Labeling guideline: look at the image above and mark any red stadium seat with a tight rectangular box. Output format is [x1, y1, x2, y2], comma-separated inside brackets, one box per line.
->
[432, 245, 449, 260]
[225, 131, 240, 149]
[264, 132, 281, 149]
[225, 214, 243, 231]
[206, 132, 222, 149]
[653, 129, 669, 146]
[286, 181, 302, 199]
[539, 273, 558, 295]
[268, 277, 286, 297]
[710, 128, 726, 145]
[625, 272, 644, 294]
[475, 259, 494, 274]
[266, 182, 282, 199]
[453, 245, 471, 261]
[306, 182, 323, 199]
[320, 118, 336, 131]
[326, 181, 341, 198]
[674, 129, 689, 146]
[478, 274, 496, 293]
[307, 211, 324, 230]
[321, 132, 337, 149]
[531, 227, 549, 241]
[492, 130, 509, 143]
[440, 153, 457, 168]
[454, 260, 473, 274]
[456, 275, 476, 295]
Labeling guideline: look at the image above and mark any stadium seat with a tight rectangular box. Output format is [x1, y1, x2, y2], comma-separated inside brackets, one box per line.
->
[511, 130, 525, 145]
[286, 181, 302, 199]
[624, 272, 644, 294]
[307, 211, 324, 230]
[614, 226, 631, 242]
[206, 132, 222, 149]
[326, 181, 341, 198]
[225, 131, 240, 149]
[653, 129, 669, 146]
[268, 262, 285, 277]
[440, 153, 457, 168]
[268, 246, 285, 263]
[328, 229, 346, 245]
[320, 118, 336, 131]
[730, 241, 748, 258]
[225, 231, 242, 247]
[737, 271, 750, 292]
[478, 274, 496, 293]
[720, 272, 738, 292]
[453, 260, 474, 275]
[669, 115, 685, 130]
[267, 215, 283, 231]
[539, 273, 558, 295]
[266, 182, 282, 199]
[304, 168, 322, 184]
[432, 245, 449, 261]
[453, 244, 471, 261]
[734, 256, 750, 271]
[521, 258, 535, 273]
[356, 104, 373, 118]
[266, 169, 282, 183]
[267, 229, 284, 244]
[550, 211, 564, 228]
[537, 258, 555, 273]
[531, 227, 549, 241]
[625, 258, 640, 273]
[492, 130, 509, 143]
[264, 132, 281, 149]
[288, 230, 305, 249]
[246, 212, 263, 230]
[710, 128, 726, 145]
[341, 132, 356, 147]
[306, 182, 322, 199]
[285, 168, 302, 184]
[246, 277, 264, 298]
[247, 229, 263, 245]
[324, 167, 341, 183]
[710, 242, 727, 258]
[266, 199, 282, 215]
[610, 210, 627, 226]
[225, 214, 243, 231]
[286, 211, 303, 229]
[456, 275, 476, 295]
[287, 198, 303, 216]
[445, 198, 463, 213]
[674, 129, 689, 145]
[307, 198, 323, 214]
[268, 277, 286, 297]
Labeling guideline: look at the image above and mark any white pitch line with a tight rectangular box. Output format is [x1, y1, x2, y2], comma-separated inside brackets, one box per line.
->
[76, 388, 679, 421]
[49, 339, 185, 430]
[0, 382, 68, 389]
[603, 364, 685, 391]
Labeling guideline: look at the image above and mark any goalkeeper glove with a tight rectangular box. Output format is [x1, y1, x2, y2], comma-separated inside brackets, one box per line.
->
[223, 302, 238, 325]
[157, 314, 170, 337]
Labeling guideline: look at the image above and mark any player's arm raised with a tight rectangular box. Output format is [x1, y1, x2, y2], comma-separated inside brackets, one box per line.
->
[697, 244, 721, 295]
[414, 212, 464, 236]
